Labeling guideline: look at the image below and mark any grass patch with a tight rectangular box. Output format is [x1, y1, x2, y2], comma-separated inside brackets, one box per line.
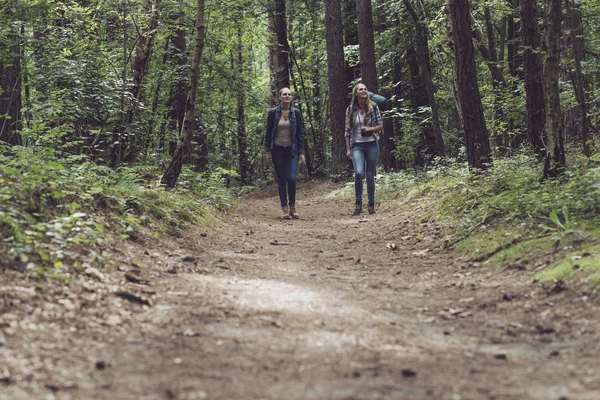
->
[537, 243, 600, 282]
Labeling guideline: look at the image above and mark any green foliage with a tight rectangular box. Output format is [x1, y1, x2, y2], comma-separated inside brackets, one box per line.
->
[380, 149, 600, 283]
[0, 147, 233, 277]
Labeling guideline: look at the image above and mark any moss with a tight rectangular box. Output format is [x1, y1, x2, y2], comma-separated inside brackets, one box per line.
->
[537, 243, 600, 282]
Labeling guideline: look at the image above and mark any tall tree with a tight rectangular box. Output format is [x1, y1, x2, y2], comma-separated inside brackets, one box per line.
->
[271, 0, 291, 92]
[325, 0, 349, 176]
[448, 0, 491, 170]
[235, 25, 249, 184]
[565, 0, 590, 156]
[507, 0, 522, 79]
[342, 0, 359, 86]
[403, 0, 445, 158]
[542, 0, 565, 178]
[0, 2, 22, 145]
[161, 0, 206, 188]
[520, 0, 546, 155]
[355, 0, 378, 92]
[124, 0, 162, 161]
[407, 46, 436, 166]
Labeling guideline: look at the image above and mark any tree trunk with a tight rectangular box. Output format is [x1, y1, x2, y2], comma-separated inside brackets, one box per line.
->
[542, 0, 565, 179]
[507, 0, 522, 79]
[342, 0, 359, 86]
[520, 0, 546, 155]
[236, 25, 249, 185]
[0, 3, 22, 145]
[403, 0, 445, 158]
[161, 0, 205, 188]
[125, 0, 161, 161]
[565, 0, 590, 156]
[448, 0, 491, 170]
[325, 0, 350, 176]
[407, 46, 435, 167]
[355, 0, 378, 92]
[167, 12, 188, 150]
[272, 0, 291, 92]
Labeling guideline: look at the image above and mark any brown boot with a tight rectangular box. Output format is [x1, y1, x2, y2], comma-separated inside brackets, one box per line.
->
[281, 206, 291, 219]
[353, 201, 362, 216]
[289, 205, 300, 219]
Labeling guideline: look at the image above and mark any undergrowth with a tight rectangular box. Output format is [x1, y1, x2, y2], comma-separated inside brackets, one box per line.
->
[0, 146, 235, 278]
[377, 149, 600, 288]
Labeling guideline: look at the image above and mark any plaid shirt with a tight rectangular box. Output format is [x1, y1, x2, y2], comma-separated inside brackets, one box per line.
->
[344, 104, 382, 147]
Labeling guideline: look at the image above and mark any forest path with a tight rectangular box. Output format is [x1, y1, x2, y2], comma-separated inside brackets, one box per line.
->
[2, 180, 600, 400]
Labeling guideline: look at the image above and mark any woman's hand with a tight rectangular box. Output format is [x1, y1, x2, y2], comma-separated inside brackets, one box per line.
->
[266, 151, 272, 164]
[360, 126, 370, 134]
[299, 154, 306, 166]
[346, 148, 352, 160]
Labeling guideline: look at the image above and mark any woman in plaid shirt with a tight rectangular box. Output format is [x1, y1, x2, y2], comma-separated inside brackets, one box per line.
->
[344, 83, 383, 216]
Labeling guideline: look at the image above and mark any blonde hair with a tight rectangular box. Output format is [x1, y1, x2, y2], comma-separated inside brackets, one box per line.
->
[347, 84, 375, 129]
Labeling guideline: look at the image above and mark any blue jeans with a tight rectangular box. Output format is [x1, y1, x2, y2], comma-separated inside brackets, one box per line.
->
[272, 145, 299, 206]
[351, 141, 379, 205]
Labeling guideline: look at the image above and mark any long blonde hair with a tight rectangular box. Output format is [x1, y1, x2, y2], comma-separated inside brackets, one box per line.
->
[347, 84, 375, 129]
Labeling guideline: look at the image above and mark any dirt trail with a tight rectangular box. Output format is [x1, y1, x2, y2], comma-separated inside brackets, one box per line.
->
[2, 181, 600, 400]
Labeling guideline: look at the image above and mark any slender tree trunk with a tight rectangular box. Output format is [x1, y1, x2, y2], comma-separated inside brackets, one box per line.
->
[507, 0, 522, 79]
[161, 0, 205, 188]
[520, 0, 546, 155]
[236, 26, 249, 185]
[403, 0, 445, 158]
[391, 50, 403, 170]
[407, 46, 435, 166]
[565, 0, 590, 156]
[342, 0, 359, 86]
[325, 0, 349, 176]
[355, 0, 378, 92]
[167, 13, 188, 148]
[272, 0, 291, 92]
[448, 0, 491, 170]
[0, 10, 22, 145]
[542, 0, 565, 178]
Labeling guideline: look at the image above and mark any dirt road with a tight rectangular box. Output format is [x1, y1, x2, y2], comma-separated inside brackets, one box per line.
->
[2, 181, 600, 400]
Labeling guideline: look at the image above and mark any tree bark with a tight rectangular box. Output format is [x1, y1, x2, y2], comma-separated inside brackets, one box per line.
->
[403, 0, 445, 158]
[342, 0, 359, 86]
[161, 0, 205, 188]
[272, 0, 291, 93]
[355, 0, 378, 92]
[124, 0, 161, 161]
[168, 11, 188, 137]
[520, 0, 546, 155]
[325, 0, 350, 176]
[407, 46, 435, 167]
[565, 0, 590, 156]
[0, 4, 22, 145]
[236, 25, 249, 185]
[448, 0, 491, 170]
[542, 0, 565, 178]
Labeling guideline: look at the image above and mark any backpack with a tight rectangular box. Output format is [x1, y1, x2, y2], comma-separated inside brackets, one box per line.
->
[368, 92, 389, 112]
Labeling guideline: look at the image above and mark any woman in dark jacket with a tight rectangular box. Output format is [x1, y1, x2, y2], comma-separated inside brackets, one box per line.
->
[265, 87, 305, 219]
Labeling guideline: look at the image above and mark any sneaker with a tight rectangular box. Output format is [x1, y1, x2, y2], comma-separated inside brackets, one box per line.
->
[368, 203, 376, 215]
[281, 206, 291, 219]
[289, 205, 300, 219]
[353, 202, 362, 216]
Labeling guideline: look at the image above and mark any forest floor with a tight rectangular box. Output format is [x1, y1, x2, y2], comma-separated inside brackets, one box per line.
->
[2, 180, 600, 400]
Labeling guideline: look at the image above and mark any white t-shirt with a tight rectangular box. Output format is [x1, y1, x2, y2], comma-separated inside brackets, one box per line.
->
[353, 111, 375, 143]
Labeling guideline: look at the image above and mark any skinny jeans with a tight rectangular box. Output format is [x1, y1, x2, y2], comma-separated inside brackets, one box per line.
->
[351, 140, 379, 205]
[272, 145, 299, 207]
